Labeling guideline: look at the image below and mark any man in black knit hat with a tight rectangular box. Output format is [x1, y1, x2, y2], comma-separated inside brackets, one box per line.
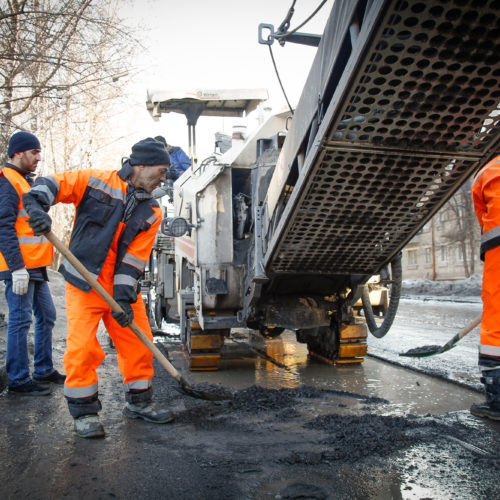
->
[23, 137, 173, 438]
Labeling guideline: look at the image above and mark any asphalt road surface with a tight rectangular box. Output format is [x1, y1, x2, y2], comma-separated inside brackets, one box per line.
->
[0, 277, 499, 499]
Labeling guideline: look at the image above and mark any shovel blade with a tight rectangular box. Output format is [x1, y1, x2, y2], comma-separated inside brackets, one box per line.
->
[175, 377, 233, 401]
[399, 345, 443, 357]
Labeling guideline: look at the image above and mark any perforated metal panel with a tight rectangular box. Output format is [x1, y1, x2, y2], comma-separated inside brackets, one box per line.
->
[268, 0, 500, 275]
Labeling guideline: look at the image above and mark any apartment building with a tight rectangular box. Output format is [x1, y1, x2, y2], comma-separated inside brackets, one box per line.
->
[401, 182, 483, 281]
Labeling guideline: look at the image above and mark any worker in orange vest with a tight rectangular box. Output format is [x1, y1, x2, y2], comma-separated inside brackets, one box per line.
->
[23, 138, 173, 438]
[0, 132, 65, 396]
[471, 154, 500, 421]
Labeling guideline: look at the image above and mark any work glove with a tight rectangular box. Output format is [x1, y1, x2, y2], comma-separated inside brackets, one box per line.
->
[111, 301, 134, 328]
[166, 168, 177, 181]
[22, 193, 52, 236]
[12, 267, 29, 295]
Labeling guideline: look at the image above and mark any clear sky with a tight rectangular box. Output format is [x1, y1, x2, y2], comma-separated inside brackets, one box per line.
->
[118, 0, 334, 161]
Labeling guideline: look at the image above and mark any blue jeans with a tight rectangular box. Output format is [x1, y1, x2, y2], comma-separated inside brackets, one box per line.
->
[4, 279, 56, 387]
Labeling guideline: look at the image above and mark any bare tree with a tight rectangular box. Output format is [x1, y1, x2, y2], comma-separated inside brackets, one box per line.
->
[0, 0, 141, 266]
[0, 0, 138, 153]
[441, 177, 481, 277]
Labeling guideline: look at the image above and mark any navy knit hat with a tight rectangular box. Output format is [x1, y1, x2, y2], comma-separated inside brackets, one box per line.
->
[8, 131, 41, 157]
[129, 137, 170, 166]
[154, 135, 167, 146]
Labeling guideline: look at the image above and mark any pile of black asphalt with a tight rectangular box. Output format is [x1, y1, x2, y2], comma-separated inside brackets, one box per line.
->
[149, 366, 500, 499]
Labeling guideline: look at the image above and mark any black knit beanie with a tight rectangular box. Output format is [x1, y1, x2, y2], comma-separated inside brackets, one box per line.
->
[154, 135, 167, 146]
[8, 131, 41, 157]
[129, 137, 171, 166]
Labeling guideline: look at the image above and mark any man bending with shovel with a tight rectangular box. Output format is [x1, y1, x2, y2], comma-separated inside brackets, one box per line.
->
[22, 138, 173, 438]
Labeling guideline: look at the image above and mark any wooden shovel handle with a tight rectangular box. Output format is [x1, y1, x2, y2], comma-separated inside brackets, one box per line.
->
[457, 314, 482, 340]
[45, 231, 181, 382]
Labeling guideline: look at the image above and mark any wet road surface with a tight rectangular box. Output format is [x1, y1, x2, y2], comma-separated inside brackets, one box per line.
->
[1, 290, 500, 499]
[178, 330, 480, 417]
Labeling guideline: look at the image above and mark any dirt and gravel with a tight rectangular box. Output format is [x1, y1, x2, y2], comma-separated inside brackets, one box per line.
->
[1, 271, 500, 499]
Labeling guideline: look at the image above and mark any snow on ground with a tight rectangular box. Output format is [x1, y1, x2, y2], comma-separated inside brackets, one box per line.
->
[401, 273, 482, 302]
[368, 274, 483, 391]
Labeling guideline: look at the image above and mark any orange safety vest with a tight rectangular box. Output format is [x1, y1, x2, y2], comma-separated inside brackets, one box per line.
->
[0, 167, 53, 271]
[472, 156, 500, 259]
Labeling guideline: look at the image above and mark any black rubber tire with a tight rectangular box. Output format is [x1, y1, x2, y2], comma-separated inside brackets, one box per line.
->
[362, 253, 402, 339]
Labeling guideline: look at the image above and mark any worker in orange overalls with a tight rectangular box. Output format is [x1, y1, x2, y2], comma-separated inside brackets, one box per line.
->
[23, 138, 172, 438]
[471, 154, 500, 421]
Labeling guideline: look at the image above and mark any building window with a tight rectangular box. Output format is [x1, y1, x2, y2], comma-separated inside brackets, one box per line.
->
[439, 245, 447, 263]
[425, 247, 432, 264]
[407, 249, 418, 266]
[455, 245, 464, 262]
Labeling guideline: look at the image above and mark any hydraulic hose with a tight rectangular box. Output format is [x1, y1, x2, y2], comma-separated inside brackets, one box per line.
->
[362, 253, 402, 339]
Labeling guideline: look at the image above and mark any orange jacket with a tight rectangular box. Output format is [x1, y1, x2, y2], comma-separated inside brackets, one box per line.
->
[0, 166, 53, 272]
[26, 164, 161, 302]
[472, 155, 500, 260]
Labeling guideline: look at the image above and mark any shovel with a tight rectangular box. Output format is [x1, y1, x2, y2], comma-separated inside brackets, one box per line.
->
[45, 231, 231, 401]
[399, 313, 481, 358]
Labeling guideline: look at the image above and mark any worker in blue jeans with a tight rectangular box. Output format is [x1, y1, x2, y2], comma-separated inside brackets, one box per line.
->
[0, 131, 65, 395]
[4, 280, 57, 390]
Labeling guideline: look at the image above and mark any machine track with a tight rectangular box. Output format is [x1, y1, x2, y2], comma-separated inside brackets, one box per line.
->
[184, 313, 225, 371]
[306, 322, 368, 365]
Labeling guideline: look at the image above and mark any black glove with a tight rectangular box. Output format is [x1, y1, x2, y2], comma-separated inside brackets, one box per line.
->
[111, 301, 134, 328]
[166, 168, 177, 180]
[22, 193, 52, 235]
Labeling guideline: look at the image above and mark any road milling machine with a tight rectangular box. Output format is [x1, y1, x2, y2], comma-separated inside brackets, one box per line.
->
[146, 0, 500, 370]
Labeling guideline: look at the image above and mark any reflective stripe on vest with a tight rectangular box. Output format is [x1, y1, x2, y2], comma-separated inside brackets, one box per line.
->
[64, 381, 98, 398]
[29, 180, 57, 205]
[125, 379, 152, 391]
[0, 167, 53, 271]
[60, 257, 98, 283]
[480, 224, 500, 258]
[114, 273, 137, 287]
[479, 344, 500, 357]
[88, 176, 126, 202]
[122, 252, 147, 271]
[473, 157, 500, 186]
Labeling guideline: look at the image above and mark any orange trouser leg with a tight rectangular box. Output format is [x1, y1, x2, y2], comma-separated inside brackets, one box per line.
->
[64, 282, 107, 397]
[480, 246, 500, 368]
[102, 293, 154, 389]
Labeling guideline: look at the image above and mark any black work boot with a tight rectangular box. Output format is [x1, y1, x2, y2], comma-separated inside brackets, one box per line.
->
[73, 415, 105, 438]
[8, 380, 51, 396]
[470, 370, 500, 421]
[67, 393, 105, 438]
[123, 387, 174, 424]
[34, 370, 66, 385]
[470, 402, 500, 421]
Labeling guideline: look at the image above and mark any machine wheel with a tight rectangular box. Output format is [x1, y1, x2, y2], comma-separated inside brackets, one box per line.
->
[155, 296, 172, 330]
[259, 326, 284, 339]
[154, 298, 163, 330]
[362, 253, 402, 338]
[183, 311, 226, 371]
[297, 321, 367, 364]
[303, 326, 338, 361]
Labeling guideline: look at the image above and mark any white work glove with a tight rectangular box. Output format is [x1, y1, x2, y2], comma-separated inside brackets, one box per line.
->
[12, 267, 29, 295]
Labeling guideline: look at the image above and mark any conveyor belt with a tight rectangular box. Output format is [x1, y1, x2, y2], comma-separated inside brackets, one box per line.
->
[266, 0, 500, 276]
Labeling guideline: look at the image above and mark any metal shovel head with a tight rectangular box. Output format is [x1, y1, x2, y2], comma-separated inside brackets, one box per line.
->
[175, 376, 234, 401]
[399, 345, 444, 358]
